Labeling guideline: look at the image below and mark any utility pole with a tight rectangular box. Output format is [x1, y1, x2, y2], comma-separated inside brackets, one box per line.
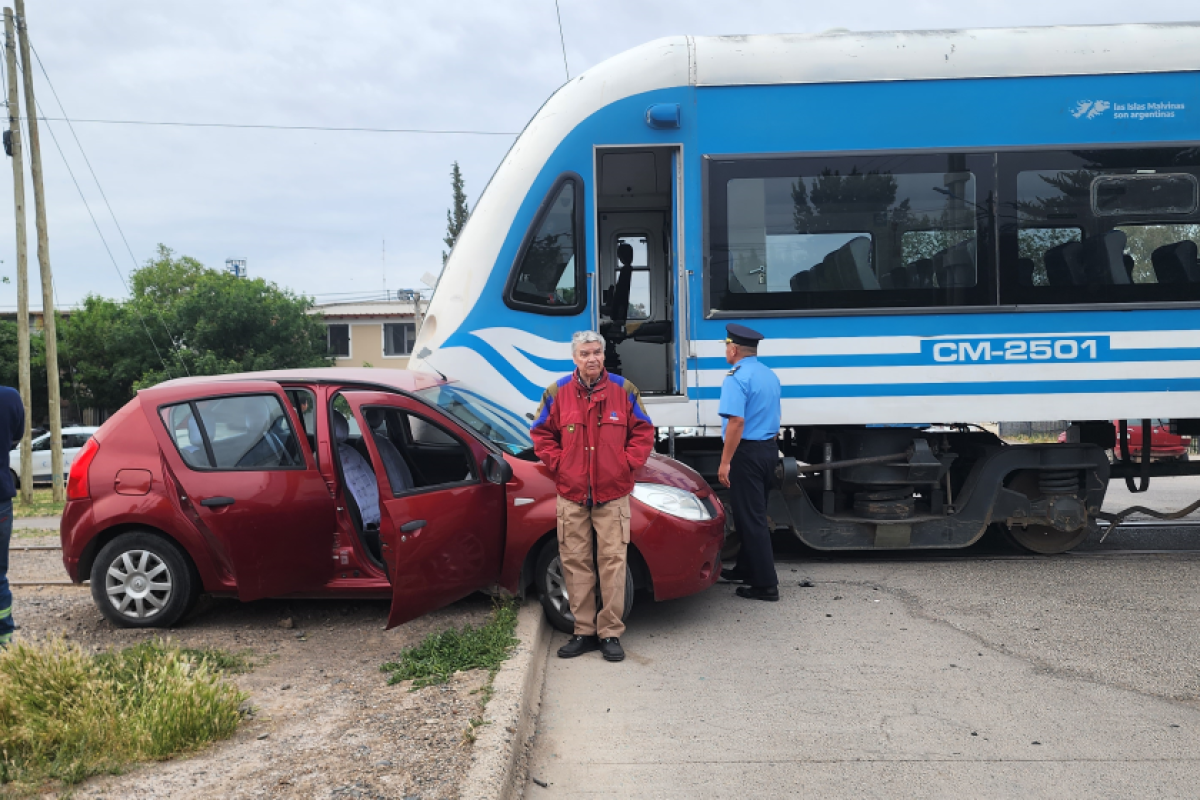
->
[15, 0, 61, 501]
[4, 8, 31, 505]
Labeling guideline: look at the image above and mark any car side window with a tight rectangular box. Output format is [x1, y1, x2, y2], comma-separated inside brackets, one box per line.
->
[159, 394, 305, 470]
[63, 433, 92, 449]
[360, 406, 476, 496]
[31, 436, 50, 452]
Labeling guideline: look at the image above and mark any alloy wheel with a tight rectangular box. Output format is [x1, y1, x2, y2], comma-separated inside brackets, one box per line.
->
[104, 549, 173, 620]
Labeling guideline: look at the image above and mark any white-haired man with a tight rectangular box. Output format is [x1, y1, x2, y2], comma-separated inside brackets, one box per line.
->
[531, 330, 655, 662]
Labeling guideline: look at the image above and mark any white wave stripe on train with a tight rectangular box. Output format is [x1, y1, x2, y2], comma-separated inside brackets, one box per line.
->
[469, 327, 572, 390]
[429, 345, 545, 414]
[696, 359, 1200, 388]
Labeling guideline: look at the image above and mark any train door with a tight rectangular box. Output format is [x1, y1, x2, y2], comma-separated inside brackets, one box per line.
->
[595, 147, 683, 397]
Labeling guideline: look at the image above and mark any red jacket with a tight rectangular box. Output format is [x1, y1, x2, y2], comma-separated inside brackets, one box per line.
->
[530, 370, 655, 505]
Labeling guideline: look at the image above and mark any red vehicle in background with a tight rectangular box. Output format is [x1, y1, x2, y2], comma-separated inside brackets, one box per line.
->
[60, 369, 724, 632]
[1058, 419, 1191, 461]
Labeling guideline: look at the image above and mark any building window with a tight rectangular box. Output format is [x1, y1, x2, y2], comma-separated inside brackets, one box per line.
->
[327, 324, 350, 358]
[383, 322, 416, 356]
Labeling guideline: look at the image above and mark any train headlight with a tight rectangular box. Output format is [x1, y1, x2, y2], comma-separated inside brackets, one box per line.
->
[632, 483, 712, 521]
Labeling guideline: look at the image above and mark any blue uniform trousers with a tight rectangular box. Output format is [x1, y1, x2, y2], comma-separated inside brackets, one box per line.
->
[0, 499, 12, 641]
[730, 439, 779, 589]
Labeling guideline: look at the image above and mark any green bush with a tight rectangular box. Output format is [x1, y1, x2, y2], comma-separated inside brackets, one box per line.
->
[0, 639, 246, 795]
[381, 602, 519, 689]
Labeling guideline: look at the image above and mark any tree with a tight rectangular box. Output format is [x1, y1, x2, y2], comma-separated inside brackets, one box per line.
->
[442, 161, 470, 265]
[61, 245, 332, 411]
[0, 318, 47, 420]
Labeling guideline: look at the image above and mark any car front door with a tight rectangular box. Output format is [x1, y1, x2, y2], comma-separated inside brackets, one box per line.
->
[343, 391, 506, 628]
[146, 381, 336, 601]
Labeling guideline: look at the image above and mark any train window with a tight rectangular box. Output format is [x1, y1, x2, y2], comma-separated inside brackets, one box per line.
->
[504, 173, 586, 315]
[1093, 174, 1198, 217]
[707, 153, 995, 313]
[999, 148, 1200, 305]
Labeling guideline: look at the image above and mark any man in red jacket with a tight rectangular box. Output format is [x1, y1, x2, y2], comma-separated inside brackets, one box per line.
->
[531, 330, 655, 662]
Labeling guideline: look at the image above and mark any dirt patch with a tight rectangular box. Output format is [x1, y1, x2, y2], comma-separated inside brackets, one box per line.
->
[9, 537, 499, 799]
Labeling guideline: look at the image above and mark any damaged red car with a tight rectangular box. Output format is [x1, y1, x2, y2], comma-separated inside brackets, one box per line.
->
[60, 369, 724, 632]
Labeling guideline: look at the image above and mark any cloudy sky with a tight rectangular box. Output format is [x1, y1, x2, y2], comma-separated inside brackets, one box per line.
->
[0, 0, 1191, 311]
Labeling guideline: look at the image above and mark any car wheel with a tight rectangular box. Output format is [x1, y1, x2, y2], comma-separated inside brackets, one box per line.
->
[90, 531, 198, 628]
[534, 539, 635, 635]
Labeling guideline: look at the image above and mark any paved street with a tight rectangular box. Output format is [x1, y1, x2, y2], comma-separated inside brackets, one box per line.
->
[527, 551, 1200, 798]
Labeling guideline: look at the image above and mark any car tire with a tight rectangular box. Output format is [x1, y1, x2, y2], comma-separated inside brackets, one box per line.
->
[90, 531, 198, 628]
[534, 539, 635, 635]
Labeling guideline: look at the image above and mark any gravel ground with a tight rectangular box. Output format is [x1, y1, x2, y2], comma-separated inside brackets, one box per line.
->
[8, 536, 501, 800]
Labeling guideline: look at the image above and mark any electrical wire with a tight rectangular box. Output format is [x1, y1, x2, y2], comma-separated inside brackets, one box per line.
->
[11, 45, 177, 380]
[28, 40, 190, 377]
[554, 0, 570, 82]
[26, 117, 520, 136]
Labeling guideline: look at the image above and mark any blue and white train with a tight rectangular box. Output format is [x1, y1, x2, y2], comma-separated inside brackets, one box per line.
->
[413, 23, 1200, 553]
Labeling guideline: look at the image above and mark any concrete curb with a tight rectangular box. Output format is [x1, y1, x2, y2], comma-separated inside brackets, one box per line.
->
[460, 599, 550, 800]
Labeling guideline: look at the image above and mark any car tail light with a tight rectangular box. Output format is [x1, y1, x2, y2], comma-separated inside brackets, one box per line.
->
[67, 437, 100, 500]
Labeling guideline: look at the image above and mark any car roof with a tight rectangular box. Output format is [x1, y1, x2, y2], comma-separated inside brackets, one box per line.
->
[31, 426, 99, 435]
[144, 367, 449, 396]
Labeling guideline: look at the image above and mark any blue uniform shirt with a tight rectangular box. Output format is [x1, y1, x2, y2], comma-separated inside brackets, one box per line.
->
[718, 356, 781, 440]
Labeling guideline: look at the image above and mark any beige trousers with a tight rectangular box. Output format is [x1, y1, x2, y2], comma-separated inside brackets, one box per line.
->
[556, 494, 631, 639]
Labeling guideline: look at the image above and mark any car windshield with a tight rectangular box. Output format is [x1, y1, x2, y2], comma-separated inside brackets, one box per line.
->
[414, 384, 534, 456]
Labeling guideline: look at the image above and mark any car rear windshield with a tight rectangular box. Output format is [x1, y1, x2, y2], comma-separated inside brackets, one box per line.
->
[414, 385, 533, 456]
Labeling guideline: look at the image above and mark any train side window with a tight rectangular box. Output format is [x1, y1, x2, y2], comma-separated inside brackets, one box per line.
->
[504, 173, 586, 315]
[707, 153, 995, 313]
[999, 147, 1200, 304]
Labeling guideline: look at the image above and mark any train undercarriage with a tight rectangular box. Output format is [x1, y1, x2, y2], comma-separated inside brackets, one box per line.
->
[659, 420, 1200, 555]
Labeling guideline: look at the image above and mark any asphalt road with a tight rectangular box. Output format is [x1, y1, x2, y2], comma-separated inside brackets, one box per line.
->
[527, 551, 1200, 798]
[525, 474, 1200, 798]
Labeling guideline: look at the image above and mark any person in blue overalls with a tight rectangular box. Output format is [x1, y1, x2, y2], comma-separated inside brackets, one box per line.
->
[0, 384, 24, 645]
[717, 324, 782, 601]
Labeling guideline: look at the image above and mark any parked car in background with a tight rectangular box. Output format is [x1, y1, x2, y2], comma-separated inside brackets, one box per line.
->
[1057, 419, 1190, 461]
[60, 369, 725, 632]
[9, 426, 100, 484]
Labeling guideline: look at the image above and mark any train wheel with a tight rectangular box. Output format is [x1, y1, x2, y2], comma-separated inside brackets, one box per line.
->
[1003, 471, 1090, 555]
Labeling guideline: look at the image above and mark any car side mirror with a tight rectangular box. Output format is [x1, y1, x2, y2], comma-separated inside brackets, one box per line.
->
[484, 453, 513, 485]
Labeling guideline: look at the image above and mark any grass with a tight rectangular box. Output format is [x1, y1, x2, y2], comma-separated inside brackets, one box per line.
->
[10, 489, 64, 520]
[0, 639, 247, 796]
[380, 601, 519, 691]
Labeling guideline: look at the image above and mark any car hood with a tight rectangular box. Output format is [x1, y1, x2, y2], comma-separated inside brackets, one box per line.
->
[633, 452, 711, 495]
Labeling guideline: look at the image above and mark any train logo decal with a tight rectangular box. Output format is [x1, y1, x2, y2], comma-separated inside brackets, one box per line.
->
[1072, 100, 1111, 120]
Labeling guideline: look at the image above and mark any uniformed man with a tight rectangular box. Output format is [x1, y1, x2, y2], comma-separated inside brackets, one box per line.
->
[717, 324, 782, 601]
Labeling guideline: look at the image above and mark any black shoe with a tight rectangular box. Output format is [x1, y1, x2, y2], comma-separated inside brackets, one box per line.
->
[557, 634, 600, 658]
[719, 566, 747, 584]
[735, 585, 779, 602]
[600, 637, 625, 662]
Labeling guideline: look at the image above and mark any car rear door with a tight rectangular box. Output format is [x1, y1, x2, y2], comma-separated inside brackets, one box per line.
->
[343, 391, 506, 628]
[145, 381, 336, 601]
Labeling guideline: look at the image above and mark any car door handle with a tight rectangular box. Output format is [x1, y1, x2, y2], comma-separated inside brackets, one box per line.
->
[200, 496, 236, 508]
[400, 520, 426, 532]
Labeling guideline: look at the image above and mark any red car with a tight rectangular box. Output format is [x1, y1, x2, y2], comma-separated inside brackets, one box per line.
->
[1056, 419, 1191, 461]
[60, 368, 724, 632]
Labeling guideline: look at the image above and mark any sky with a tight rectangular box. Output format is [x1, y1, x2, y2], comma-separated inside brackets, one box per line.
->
[0, 0, 1193, 312]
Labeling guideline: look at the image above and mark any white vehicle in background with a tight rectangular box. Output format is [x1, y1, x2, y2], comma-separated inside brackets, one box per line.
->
[9, 427, 99, 484]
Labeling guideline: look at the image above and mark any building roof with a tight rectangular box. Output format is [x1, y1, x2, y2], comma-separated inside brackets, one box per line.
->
[310, 300, 421, 320]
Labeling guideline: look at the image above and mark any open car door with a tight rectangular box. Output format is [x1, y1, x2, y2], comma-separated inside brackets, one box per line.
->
[343, 391, 507, 628]
[144, 380, 335, 601]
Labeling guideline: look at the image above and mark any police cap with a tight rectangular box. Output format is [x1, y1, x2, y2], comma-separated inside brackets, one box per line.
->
[726, 323, 765, 347]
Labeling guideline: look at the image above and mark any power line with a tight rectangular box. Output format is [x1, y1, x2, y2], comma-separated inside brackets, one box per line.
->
[29, 41, 190, 378]
[26, 116, 520, 136]
[554, 0, 570, 82]
[13, 43, 180, 380]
